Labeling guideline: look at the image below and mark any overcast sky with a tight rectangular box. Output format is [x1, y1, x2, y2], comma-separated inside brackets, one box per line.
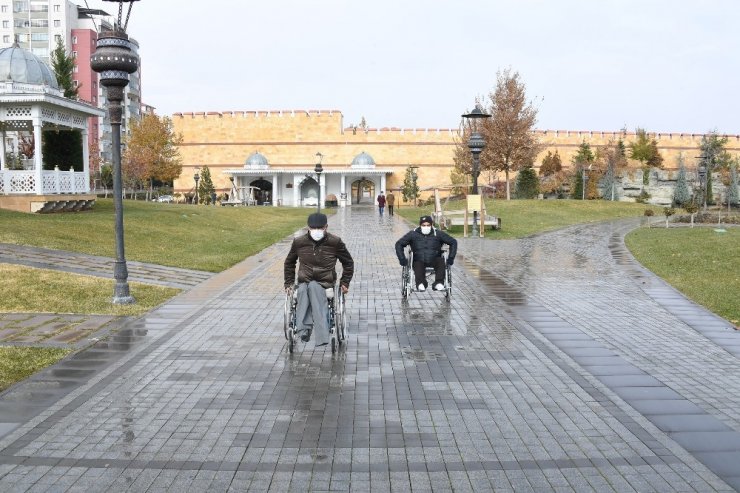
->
[85, 0, 739, 134]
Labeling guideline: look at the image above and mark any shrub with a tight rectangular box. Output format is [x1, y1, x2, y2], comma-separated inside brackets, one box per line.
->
[636, 190, 651, 204]
[644, 209, 655, 216]
[515, 167, 539, 199]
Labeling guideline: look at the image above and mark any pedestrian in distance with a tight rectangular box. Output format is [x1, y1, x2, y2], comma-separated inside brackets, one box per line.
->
[284, 213, 354, 346]
[377, 191, 386, 216]
[386, 191, 395, 216]
[395, 215, 457, 291]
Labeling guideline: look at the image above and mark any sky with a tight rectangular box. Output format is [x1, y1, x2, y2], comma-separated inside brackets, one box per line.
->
[83, 0, 740, 134]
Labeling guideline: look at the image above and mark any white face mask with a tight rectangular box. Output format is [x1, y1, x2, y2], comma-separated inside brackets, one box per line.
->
[420, 225, 432, 235]
[309, 229, 325, 241]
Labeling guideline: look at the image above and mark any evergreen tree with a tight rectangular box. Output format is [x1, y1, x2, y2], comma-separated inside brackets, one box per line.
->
[402, 166, 420, 205]
[573, 141, 595, 165]
[50, 38, 79, 99]
[515, 166, 539, 198]
[672, 155, 691, 207]
[728, 160, 739, 207]
[572, 169, 584, 200]
[197, 166, 215, 204]
[539, 150, 562, 176]
[698, 132, 729, 205]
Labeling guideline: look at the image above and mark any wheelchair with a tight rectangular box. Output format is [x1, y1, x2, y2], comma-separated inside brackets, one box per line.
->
[401, 247, 452, 301]
[284, 283, 347, 354]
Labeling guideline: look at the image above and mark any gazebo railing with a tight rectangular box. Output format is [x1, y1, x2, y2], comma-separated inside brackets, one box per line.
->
[0, 168, 90, 195]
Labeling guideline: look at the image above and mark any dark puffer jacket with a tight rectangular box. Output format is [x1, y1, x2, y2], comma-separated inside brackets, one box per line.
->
[395, 227, 457, 265]
[284, 231, 354, 289]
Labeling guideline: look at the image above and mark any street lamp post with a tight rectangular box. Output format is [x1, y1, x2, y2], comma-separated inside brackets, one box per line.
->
[314, 152, 323, 214]
[696, 152, 710, 213]
[461, 105, 491, 237]
[193, 172, 200, 204]
[582, 163, 592, 200]
[90, 0, 140, 305]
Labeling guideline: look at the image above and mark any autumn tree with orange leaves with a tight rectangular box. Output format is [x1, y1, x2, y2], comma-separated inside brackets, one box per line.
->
[122, 114, 183, 199]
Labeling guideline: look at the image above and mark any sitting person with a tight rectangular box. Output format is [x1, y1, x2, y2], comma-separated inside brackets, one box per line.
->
[284, 213, 354, 345]
[395, 215, 457, 291]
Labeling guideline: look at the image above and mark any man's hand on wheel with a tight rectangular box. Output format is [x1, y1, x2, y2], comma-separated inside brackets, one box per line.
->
[446, 258, 454, 266]
[399, 258, 408, 267]
[341, 285, 349, 294]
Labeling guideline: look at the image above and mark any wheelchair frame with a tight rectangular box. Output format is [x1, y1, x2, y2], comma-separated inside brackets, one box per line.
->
[401, 247, 452, 301]
[284, 283, 347, 354]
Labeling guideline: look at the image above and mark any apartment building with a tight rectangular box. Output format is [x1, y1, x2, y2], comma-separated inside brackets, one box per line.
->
[0, 0, 142, 165]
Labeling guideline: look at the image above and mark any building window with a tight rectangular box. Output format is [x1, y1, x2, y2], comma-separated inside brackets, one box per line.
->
[71, 50, 77, 57]
[53, 20, 60, 27]
[72, 36, 77, 44]
[31, 33, 48, 41]
[73, 80, 78, 87]
[2, 35, 9, 43]
[73, 65, 78, 73]
[0, 6, 6, 12]
[53, 5, 60, 12]
[54, 34, 61, 42]
[2, 21, 8, 28]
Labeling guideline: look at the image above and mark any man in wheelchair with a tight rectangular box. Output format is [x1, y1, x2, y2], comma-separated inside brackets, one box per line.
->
[395, 215, 457, 291]
[284, 213, 354, 346]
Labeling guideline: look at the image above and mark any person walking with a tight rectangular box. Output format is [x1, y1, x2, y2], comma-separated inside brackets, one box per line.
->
[386, 191, 395, 216]
[377, 191, 386, 216]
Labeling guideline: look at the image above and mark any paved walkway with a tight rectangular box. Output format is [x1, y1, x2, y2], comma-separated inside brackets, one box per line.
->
[0, 206, 738, 492]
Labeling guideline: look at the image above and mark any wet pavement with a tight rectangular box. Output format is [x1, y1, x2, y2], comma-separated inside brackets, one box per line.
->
[0, 206, 738, 492]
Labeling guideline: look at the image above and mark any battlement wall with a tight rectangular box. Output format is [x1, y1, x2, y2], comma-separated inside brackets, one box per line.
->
[172, 109, 740, 194]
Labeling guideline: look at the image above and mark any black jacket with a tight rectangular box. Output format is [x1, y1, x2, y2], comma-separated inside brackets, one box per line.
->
[284, 231, 354, 289]
[395, 227, 457, 265]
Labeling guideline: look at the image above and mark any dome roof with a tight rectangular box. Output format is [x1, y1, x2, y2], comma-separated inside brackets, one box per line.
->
[351, 151, 375, 168]
[0, 44, 59, 89]
[245, 152, 269, 169]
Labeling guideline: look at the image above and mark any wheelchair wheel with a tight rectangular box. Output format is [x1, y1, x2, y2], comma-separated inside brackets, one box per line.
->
[288, 328, 295, 353]
[401, 264, 409, 299]
[331, 336, 337, 354]
[339, 292, 347, 342]
[445, 265, 452, 301]
[283, 292, 292, 340]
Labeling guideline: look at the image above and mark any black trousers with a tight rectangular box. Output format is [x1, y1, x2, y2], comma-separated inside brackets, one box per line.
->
[413, 257, 445, 287]
[388, 205, 394, 215]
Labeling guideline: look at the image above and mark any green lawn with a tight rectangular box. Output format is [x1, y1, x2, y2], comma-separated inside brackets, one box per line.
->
[0, 199, 314, 272]
[398, 199, 659, 238]
[0, 346, 71, 392]
[0, 264, 180, 316]
[625, 227, 739, 325]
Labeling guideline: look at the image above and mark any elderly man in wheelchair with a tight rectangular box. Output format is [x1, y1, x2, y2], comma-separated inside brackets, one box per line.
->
[284, 213, 353, 352]
[396, 215, 457, 298]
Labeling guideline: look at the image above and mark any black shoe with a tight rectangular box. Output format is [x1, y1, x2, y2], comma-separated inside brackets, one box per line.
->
[300, 330, 311, 342]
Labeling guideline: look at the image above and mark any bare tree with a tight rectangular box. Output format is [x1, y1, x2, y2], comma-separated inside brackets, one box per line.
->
[481, 69, 541, 200]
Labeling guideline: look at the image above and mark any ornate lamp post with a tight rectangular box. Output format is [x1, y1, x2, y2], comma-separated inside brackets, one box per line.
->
[314, 152, 323, 214]
[461, 105, 491, 237]
[90, 0, 140, 304]
[696, 152, 710, 213]
[193, 172, 200, 204]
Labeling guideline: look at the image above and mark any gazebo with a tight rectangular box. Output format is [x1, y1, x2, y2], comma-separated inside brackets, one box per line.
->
[0, 44, 104, 213]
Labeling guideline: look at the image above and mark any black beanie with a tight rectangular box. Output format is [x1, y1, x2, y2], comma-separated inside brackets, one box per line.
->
[419, 215, 434, 225]
[307, 213, 328, 228]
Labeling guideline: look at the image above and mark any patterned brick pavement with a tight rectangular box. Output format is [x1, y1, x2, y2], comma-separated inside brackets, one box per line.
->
[0, 206, 738, 492]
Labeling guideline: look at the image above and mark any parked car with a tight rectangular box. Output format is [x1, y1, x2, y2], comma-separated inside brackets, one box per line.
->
[156, 195, 174, 203]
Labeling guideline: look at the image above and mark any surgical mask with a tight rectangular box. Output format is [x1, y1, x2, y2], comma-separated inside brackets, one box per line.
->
[310, 229, 325, 241]
[420, 226, 432, 235]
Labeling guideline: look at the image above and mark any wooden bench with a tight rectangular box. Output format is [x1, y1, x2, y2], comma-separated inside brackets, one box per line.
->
[440, 212, 501, 230]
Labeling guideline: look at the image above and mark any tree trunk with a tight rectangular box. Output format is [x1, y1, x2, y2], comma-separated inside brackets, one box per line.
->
[505, 169, 511, 200]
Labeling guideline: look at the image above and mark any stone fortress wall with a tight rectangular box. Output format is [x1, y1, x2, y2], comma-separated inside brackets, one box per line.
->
[172, 109, 740, 204]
